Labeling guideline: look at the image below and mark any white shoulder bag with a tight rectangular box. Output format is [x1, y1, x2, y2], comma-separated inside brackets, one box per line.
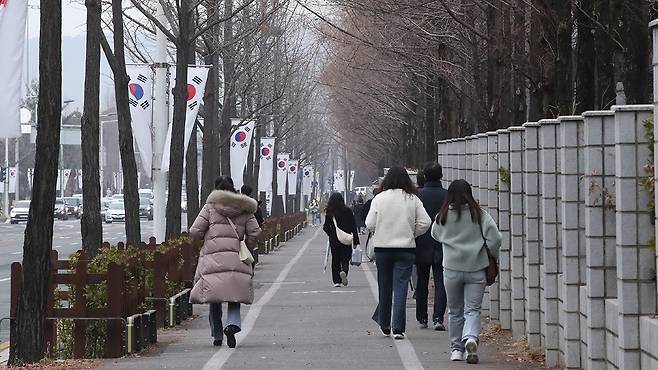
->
[332, 217, 354, 246]
[227, 217, 254, 265]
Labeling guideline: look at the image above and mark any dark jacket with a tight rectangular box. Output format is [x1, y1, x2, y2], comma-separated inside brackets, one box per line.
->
[352, 202, 366, 228]
[254, 200, 264, 227]
[323, 206, 360, 247]
[415, 181, 447, 264]
[362, 199, 372, 223]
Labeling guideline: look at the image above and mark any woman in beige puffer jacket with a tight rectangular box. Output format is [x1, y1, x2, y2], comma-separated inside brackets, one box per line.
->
[189, 176, 261, 348]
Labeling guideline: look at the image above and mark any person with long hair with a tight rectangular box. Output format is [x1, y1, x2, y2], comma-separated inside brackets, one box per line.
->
[431, 179, 501, 363]
[189, 176, 262, 348]
[323, 192, 360, 287]
[366, 167, 431, 340]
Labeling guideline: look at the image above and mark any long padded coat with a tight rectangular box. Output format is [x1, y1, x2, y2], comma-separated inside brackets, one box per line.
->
[189, 190, 262, 304]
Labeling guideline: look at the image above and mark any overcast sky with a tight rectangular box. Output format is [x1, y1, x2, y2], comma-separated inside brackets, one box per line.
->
[27, 1, 86, 38]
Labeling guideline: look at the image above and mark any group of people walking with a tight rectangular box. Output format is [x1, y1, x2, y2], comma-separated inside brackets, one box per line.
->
[185, 163, 501, 364]
[323, 164, 501, 364]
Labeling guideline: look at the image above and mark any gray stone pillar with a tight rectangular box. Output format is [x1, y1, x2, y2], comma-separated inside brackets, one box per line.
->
[613, 105, 656, 370]
[466, 135, 475, 186]
[497, 129, 512, 330]
[457, 138, 465, 181]
[559, 116, 586, 369]
[477, 133, 490, 314]
[583, 110, 617, 369]
[539, 118, 563, 367]
[487, 131, 500, 320]
[523, 122, 542, 348]
[509, 126, 526, 337]
[445, 139, 453, 183]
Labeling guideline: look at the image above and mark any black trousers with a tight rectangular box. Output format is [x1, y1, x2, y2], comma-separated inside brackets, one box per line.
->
[330, 243, 351, 284]
[415, 252, 447, 324]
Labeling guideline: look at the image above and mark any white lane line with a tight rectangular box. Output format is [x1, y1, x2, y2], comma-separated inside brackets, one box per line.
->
[291, 290, 356, 294]
[362, 263, 425, 370]
[202, 228, 320, 370]
[0, 277, 11, 283]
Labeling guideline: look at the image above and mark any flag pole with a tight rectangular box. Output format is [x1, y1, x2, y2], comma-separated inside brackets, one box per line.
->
[152, 3, 168, 242]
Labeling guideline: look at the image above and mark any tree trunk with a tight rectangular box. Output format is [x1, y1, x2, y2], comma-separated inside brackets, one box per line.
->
[576, 0, 596, 112]
[612, 1, 650, 104]
[186, 123, 200, 227]
[8, 0, 61, 364]
[166, 0, 191, 240]
[512, 0, 527, 125]
[111, 0, 141, 245]
[80, 0, 102, 258]
[200, 1, 220, 203]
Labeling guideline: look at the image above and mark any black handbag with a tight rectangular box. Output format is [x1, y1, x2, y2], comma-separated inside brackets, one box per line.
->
[479, 223, 498, 286]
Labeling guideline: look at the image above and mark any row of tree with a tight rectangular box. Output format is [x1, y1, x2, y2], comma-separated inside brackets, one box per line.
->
[9, 0, 329, 364]
[322, 0, 657, 173]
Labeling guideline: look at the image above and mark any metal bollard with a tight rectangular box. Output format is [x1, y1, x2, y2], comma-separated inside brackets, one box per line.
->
[126, 315, 135, 354]
[168, 297, 176, 327]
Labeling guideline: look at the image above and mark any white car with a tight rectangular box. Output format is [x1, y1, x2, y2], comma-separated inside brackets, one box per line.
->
[10, 200, 31, 224]
[105, 201, 125, 223]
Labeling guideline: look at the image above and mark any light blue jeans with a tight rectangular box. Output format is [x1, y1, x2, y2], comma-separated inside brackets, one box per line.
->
[209, 302, 241, 340]
[443, 268, 486, 352]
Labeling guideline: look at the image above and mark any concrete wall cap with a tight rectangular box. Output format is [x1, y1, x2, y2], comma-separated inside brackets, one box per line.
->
[496, 128, 510, 134]
[582, 110, 614, 117]
[649, 19, 658, 28]
[538, 119, 560, 125]
[611, 104, 654, 112]
[486, 131, 498, 136]
[522, 122, 539, 128]
[557, 115, 583, 122]
[476, 133, 488, 138]
[508, 126, 525, 131]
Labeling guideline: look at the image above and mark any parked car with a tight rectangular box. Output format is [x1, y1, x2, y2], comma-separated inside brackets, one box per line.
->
[138, 189, 153, 200]
[63, 197, 82, 219]
[10, 200, 30, 224]
[54, 198, 69, 220]
[139, 198, 153, 220]
[105, 201, 125, 223]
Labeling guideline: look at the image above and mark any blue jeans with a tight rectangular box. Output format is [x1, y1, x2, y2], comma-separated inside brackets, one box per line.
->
[371, 251, 414, 332]
[443, 268, 486, 351]
[209, 302, 241, 340]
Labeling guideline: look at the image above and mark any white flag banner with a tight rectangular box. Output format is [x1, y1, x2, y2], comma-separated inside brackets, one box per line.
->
[113, 173, 118, 192]
[56, 169, 62, 191]
[229, 119, 256, 190]
[287, 160, 298, 195]
[27, 168, 33, 189]
[302, 166, 313, 196]
[350, 170, 355, 190]
[126, 64, 154, 177]
[258, 137, 275, 192]
[8, 167, 17, 193]
[0, 0, 27, 138]
[276, 153, 289, 196]
[63, 169, 72, 192]
[77, 169, 83, 189]
[334, 170, 345, 192]
[162, 66, 209, 172]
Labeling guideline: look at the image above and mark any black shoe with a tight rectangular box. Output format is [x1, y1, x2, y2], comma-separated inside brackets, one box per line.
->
[392, 329, 405, 340]
[379, 326, 391, 337]
[224, 325, 240, 348]
[213, 339, 222, 347]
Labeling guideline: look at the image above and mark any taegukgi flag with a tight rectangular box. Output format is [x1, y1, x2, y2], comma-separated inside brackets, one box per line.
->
[126, 65, 154, 177]
[162, 66, 209, 172]
[63, 169, 72, 192]
[229, 119, 256, 190]
[7, 167, 17, 193]
[302, 166, 313, 196]
[287, 160, 298, 195]
[258, 137, 275, 192]
[334, 170, 345, 192]
[0, 0, 27, 138]
[350, 170, 355, 190]
[276, 153, 289, 196]
[77, 169, 83, 189]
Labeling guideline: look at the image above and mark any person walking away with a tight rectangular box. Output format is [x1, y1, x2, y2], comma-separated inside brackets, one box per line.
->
[365, 167, 431, 340]
[241, 184, 264, 227]
[323, 192, 360, 287]
[431, 179, 501, 363]
[352, 195, 366, 234]
[415, 163, 448, 330]
[189, 176, 262, 348]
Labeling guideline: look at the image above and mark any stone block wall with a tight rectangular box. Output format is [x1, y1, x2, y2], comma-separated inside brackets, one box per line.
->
[436, 105, 658, 369]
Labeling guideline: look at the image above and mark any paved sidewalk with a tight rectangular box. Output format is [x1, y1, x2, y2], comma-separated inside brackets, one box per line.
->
[102, 227, 538, 370]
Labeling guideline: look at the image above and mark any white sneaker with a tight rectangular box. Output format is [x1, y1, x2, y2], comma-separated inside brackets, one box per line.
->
[333, 283, 341, 288]
[339, 271, 348, 286]
[465, 338, 479, 364]
[450, 350, 464, 361]
[393, 332, 405, 340]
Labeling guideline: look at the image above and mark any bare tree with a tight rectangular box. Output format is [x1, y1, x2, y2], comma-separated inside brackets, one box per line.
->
[9, 0, 62, 363]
